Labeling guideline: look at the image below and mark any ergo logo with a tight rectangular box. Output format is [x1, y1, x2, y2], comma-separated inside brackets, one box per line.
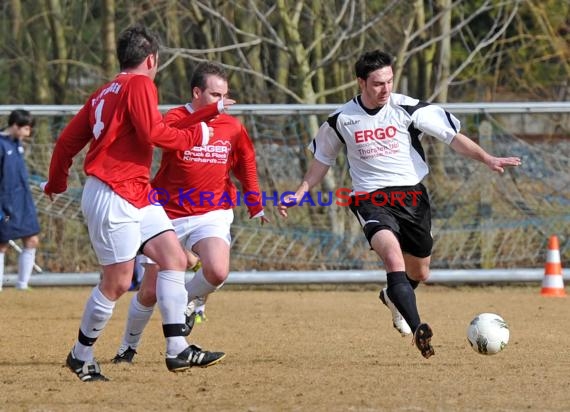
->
[354, 126, 397, 143]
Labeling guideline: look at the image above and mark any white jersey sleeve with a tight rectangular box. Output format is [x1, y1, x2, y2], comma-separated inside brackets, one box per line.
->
[308, 121, 344, 166]
[411, 104, 460, 144]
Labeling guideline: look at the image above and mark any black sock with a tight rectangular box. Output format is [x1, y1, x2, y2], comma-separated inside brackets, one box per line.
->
[406, 274, 420, 290]
[387, 271, 421, 332]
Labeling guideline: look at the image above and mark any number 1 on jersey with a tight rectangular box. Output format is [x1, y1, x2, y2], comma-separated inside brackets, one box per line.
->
[93, 99, 105, 139]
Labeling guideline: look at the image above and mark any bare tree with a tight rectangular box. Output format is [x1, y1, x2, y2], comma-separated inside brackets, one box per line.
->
[157, 0, 526, 236]
[45, 0, 69, 103]
[102, 0, 117, 80]
[6, 0, 24, 102]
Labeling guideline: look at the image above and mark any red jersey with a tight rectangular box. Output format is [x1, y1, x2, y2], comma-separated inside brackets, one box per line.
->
[153, 104, 263, 218]
[45, 73, 209, 208]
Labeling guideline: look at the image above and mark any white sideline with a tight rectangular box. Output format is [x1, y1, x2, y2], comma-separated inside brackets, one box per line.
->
[1, 269, 560, 288]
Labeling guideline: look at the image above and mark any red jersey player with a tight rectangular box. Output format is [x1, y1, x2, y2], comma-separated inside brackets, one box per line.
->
[113, 61, 268, 363]
[43, 25, 226, 381]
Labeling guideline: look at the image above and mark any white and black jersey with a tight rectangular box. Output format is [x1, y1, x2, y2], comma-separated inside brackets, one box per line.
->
[309, 93, 460, 192]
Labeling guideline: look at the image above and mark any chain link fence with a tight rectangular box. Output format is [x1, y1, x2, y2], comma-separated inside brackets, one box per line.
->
[1, 104, 568, 272]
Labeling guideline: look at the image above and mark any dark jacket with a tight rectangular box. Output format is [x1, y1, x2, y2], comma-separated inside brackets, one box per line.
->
[0, 133, 40, 242]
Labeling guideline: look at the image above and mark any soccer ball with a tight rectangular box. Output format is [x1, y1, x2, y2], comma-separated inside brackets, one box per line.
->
[466, 313, 509, 355]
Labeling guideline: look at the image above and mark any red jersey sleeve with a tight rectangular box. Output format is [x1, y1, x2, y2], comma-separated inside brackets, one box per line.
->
[127, 76, 208, 150]
[165, 102, 221, 129]
[45, 104, 93, 194]
[231, 124, 263, 217]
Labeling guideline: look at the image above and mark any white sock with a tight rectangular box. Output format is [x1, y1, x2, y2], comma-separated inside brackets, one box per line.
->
[156, 270, 188, 357]
[73, 286, 115, 361]
[16, 248, 36, 289]
[118, 293, 154, 353]
[0, 252, 4, 291]
[185, 268, 219, 301]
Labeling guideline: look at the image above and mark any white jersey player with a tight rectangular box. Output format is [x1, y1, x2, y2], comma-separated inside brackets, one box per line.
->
[279, 49, 521, 359]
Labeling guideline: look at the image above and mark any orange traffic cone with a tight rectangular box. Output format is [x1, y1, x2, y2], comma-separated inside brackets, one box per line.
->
[540, 235, 566, 297]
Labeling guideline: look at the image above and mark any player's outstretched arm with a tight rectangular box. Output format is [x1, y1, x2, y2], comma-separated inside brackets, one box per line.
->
[449, 133, 521, 174]
[43, 104, 93, 196]
[167, 99, 237, 129]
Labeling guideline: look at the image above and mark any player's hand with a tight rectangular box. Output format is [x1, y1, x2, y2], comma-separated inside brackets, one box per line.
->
[209, 99, 237, 123]
[278, 194, 299, 218]
[252, 211, 270, 225]
[487, 156, 522, 173]
[222, 98, 236, 110]
[40, 181, 54, 201]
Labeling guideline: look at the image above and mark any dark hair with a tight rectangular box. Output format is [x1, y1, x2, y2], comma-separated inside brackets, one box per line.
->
[116, 24, 160, 70]
[190, 62, 228, 91]
[354, 50, 393, 80]
[8, 109, 35, 128]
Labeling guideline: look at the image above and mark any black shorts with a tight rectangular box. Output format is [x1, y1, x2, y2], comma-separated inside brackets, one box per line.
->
[348, 183, 432, 258]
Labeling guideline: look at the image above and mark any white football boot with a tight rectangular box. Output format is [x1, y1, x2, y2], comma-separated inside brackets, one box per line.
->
[379, 287, 412, 336]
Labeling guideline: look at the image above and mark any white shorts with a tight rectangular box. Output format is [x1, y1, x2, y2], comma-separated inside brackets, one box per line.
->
[139, 208, 233, 265]
[81, 177, 174, 265]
